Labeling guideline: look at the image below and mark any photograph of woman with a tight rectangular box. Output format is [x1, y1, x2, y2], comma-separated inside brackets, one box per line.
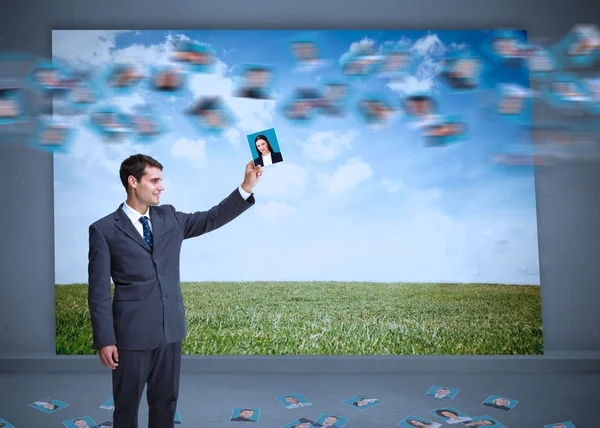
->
[249, 131, 283, 167]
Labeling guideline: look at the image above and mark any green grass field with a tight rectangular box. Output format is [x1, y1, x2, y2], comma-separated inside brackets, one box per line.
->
[56, 282, 543, 355]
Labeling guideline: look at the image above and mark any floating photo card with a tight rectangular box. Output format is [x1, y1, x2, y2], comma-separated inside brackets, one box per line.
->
[543, 73, 590, 110]
[231, 407, 260, 422]
[171, 39, 217, 73]
[357, 94, 396, 127]
[318, 79, 352, 117]
[525, 44, 560, 80]
[86, 105, 133, 142]
[0, 418, 15, 428]
[377, 46, 414, 80]
[339, 45, 384, 78]
[314, 413, 350, 428]
[398, 415, 442, 428]
[275, 393, 312, 409]
[342, 394, 382, 410]
[248, 128, 283, 167]
[402, 91, 439, 123]
[422, 114, 468, 147]
[185, 95, 237, 136]
[481, 29, 529, 66]
[29, 397, 70, 413]
[62, 416, 96, 428]
[429, 407, 472, 424]
[66, 77, 101, 114]
[30, 114, 76, 154]
[280, 87, 322, 125]
[481, 395, 518, 411]
[544, 422, 576, 428]
[99, 397, 114, 410]
[555, 24, 600, 68]
[581, 77, 600, 114]
[438, 51, 488, 93]
[148, 64, 187, 94]
[130, 104, 168, 143]
[463, 415, 506, 427]
[234, 64, 276, 100]
[426, 385, 459, 400]
[495, 83, 534, 125]
[0, 87, 28, 125]
[289, 33, 325, 68]
[280, 417, 319, 428]
[27, 58, 72, 95]
[103, 63, 144, 95]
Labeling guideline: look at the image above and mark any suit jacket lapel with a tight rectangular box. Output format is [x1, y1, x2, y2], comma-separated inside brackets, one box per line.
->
[113, 203, 152, 252]
[149, 205, 162, 250]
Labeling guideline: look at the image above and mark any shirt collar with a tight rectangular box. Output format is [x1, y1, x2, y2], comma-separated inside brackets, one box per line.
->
[122, 201, 150, 224]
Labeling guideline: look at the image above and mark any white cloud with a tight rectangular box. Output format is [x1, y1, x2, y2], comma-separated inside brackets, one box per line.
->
[111, 92, 147, 114]
[302, 130, 358, 162]
[254, 162, 308, 200]
[171, 137, 208, 169]
[254, 200, 297, 223]
[338, 37, 377, 64]
[350, 37, 377, 54]
[381, 178, 404, 193]
[411, 33, 446, 57]
[224, 128, 243, 148]
[317, 157, 373, 195]
[52, 30, 129, 68]
[52, 30, 190, 78]
[384, 33, 462, 96]
[387, 75, 435, 95]
[449, 42, 468, 51]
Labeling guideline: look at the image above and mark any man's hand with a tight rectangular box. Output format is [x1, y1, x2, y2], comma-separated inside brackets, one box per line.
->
[241, 161, 263, 194]
[99, 344, 119, 369]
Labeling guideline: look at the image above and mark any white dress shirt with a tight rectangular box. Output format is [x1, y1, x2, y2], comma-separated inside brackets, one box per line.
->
[121, 186, 252, 237]
[262, 152, 273, 166]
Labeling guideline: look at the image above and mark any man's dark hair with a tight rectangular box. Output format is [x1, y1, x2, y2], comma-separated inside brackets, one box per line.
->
[119, 154, 163, 194]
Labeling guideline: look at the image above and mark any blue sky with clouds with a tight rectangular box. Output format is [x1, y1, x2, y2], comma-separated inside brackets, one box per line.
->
[51, 29, 541, 285]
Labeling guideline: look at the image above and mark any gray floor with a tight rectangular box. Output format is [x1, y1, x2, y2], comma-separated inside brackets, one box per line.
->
[1, 357, 599, 428]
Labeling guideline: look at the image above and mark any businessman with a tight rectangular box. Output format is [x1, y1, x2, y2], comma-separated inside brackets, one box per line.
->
[88, 153, 261, 428]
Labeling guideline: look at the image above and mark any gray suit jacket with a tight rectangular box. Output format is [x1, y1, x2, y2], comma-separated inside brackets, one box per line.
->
[88, 187, 254, 351]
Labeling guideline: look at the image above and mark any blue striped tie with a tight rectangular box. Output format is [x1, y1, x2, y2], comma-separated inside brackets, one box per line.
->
[139, 216, 153, 249]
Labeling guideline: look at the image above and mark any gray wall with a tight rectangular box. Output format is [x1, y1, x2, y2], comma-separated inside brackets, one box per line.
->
[0, 0, 599, 358]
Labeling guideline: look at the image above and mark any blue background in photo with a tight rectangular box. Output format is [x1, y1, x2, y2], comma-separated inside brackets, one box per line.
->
[100, 397, 114, 409]
[247, 127, 281, 159]
[468, 415, 506, 427]
[429, 406, 470, 421]
[0, 418, 15, 428]
[544, 422, 575, 428]
[482, 394, 519, 409]
[275, 392, 311, 407]
[231, 407, 260, 422]
[342, 395, 382, 410]
[315, 413, 350, 427]
[426, 384, 459, 399]
[398, 415, 441, 427]
[62, 416, 96, 428]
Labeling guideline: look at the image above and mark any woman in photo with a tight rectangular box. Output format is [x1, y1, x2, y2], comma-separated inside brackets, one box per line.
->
[464, 419, 496, 426]
[405, 419, 440, 427]
[434, 409, 471, 424]
[253, 134, 283, 167]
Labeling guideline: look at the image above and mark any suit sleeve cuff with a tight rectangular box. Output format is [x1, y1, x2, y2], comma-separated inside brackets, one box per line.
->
[238, 185, 252, 200]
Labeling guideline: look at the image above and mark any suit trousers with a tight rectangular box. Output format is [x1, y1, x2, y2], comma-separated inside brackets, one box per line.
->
[112, 334, 182, 428]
